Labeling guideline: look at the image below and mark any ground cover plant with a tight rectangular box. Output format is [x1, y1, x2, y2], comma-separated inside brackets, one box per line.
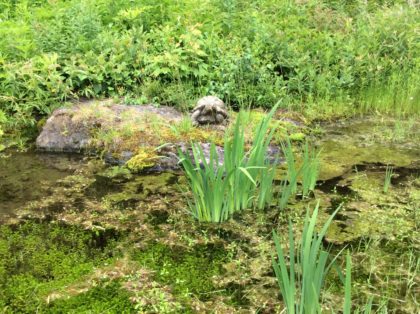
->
[0, 221, 124, 313]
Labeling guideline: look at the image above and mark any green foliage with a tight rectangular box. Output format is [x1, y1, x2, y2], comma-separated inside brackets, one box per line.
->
[0, 0, 418, 135]
[383, 165, 394, 193]
[179, 142, 229, 222]
[179, 105, 278, 222]
[0, 221, 121, 312]
[281, 138, 298, 194]
[272, 201, 343, 313]
[301, 141, 321, 198]
[279, 138, 320, 207]
[132, 242, 226, 301]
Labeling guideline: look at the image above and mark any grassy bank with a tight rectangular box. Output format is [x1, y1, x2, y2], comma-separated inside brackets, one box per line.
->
[0, 0, 418, 139]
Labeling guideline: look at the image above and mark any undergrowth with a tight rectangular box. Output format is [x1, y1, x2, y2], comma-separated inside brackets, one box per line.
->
[0, 0, 418, 139]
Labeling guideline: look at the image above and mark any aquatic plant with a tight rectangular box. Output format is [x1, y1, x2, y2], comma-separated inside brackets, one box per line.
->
[178, 142, 229, 222]
[278, 168, 300, 211]
[383, 165, 394, 193]
[279, 138, 320, 206]
[224, 106, 278, 214]
[343, 252, 374, 314]
[255, 161, 277, 210]
[179, 105, 279, 222]
[272, 201, 342, 313]
[301, 140, 321, 198]
[281, 138, 298, 195]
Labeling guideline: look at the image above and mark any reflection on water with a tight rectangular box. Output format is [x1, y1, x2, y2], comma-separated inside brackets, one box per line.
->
[0, 151, 82, 215]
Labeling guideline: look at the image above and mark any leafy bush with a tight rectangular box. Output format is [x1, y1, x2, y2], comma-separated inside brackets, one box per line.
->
[0, 0, 418, 134]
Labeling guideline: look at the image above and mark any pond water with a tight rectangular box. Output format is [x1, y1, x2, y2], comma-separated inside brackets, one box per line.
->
[0, 152, 83, 216]
[0, 117, 419, 313]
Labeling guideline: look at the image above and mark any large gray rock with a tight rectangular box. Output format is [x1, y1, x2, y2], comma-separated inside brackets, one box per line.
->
[191, 96, 228, 126]
[36, 107, 91, 152]
[36, 101, 183, 153]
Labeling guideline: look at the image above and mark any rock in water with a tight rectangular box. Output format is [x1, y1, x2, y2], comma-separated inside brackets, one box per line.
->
[36, 107, 91, 152]
[191, 96, 228, 126]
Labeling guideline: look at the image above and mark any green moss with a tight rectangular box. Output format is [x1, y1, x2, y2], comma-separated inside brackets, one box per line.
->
[102, 173, 177, 210]
[289, 132, 306, 142]
[132, 242, 227, 301]
[0, 221, 122, 313]
[126, 148, 158, 172]
[45, 281, 135, 313]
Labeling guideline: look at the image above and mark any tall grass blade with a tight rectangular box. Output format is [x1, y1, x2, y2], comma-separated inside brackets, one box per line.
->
[281, 137, 298, 195]
[344, 252, 352, 314]
[301, 140, 321, 198]
[179, 103, 280, 222]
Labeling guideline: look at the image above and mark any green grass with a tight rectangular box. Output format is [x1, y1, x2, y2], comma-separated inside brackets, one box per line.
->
[383, 165, 394, 193]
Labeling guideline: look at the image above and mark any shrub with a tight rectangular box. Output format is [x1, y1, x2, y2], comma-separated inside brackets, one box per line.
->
[0, 0, 418, 134]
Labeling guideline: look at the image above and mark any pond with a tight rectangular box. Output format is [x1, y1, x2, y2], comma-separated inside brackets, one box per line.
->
[0, 117, 418, 313]
[0, 152, 82, 217]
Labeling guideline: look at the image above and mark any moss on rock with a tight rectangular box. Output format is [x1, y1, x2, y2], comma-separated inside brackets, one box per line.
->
[126, 148, 159, 172]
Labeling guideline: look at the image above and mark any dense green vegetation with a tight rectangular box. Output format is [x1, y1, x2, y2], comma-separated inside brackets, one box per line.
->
[0, 0, 418, 139]
[132, 242, 227, 304]
[0, 0, 419, 312]
[0, 221, 123, 312]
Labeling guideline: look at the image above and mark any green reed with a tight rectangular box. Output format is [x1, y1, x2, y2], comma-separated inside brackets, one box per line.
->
[301, 140, 321, 198]
[179, 104, 279, 222]
[272, 201, 342, 314]
[383, 165, 394, 193]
